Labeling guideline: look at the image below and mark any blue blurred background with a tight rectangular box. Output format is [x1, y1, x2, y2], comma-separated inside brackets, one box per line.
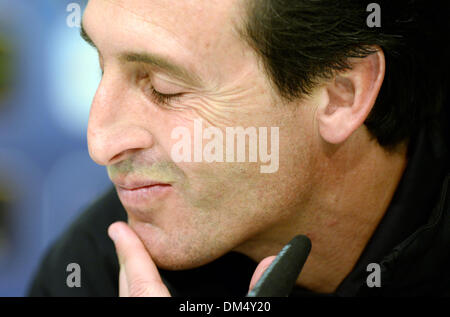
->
[0, 0, 113, 296]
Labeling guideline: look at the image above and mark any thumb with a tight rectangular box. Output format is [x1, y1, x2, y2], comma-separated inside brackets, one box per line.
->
[108, 221, 171, 297]
[249, 256, 277, 292]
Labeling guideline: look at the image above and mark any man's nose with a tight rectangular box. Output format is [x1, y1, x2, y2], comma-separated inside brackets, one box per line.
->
[87, 72, 154, 166]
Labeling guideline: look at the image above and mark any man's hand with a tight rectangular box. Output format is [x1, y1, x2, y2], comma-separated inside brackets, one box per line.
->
[108, 221, 171, 297]
[108, 221, 275, 297]
[248, 255, 276, 292]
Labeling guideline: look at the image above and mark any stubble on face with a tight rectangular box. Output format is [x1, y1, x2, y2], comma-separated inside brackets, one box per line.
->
[85, 0, 316, 270]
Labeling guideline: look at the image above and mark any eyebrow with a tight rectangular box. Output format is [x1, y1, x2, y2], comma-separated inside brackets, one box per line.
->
[119, 52, 202, 88]
[80, 23, 95, 48]
[80, 23, 203, 88]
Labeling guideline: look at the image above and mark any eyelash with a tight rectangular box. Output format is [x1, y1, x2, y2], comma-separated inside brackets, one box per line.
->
[99, 66, 181, 107]
[148, 87, 183, 106]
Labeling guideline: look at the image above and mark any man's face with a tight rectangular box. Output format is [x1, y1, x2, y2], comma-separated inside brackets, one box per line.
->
[85, 0, 319, 269]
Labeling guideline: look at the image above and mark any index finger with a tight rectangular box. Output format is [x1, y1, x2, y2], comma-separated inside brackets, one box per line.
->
[108, 221, 171, 297]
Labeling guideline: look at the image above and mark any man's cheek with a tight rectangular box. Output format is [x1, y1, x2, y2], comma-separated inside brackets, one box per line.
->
[196, 166, 262, 213]
[178, 163, 229, 206]
[176, 90, 261, 128]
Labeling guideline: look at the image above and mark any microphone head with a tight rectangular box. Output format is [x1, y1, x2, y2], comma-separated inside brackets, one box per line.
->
[246, 234, 311, 297]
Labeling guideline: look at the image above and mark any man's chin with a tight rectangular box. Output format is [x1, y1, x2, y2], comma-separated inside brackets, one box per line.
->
[127, 218, 221, 271]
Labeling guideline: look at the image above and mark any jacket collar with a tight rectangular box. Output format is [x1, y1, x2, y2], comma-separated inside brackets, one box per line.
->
[335, 124, 450, 296]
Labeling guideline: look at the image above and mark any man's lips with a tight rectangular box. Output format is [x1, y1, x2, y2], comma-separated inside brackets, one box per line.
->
[117, 183, 172, 191]
[112, 177, 173, 208]
[112, 178, 171, 190]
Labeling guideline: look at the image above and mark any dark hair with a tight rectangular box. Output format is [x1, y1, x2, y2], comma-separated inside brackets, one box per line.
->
[239, 0, 450, 148]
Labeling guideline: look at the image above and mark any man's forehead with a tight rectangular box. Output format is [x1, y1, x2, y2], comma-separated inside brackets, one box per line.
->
[89, 0, 243, 37]
[84, 0, 250, 85]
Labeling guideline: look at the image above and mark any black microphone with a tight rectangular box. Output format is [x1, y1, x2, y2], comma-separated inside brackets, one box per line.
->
[246, 234, 311, 297]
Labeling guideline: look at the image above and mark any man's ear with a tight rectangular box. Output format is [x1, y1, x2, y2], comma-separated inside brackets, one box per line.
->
[316, 49, 385, 144]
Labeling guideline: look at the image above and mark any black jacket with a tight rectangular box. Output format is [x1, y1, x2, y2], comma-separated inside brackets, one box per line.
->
[27, 120, 450, 297]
